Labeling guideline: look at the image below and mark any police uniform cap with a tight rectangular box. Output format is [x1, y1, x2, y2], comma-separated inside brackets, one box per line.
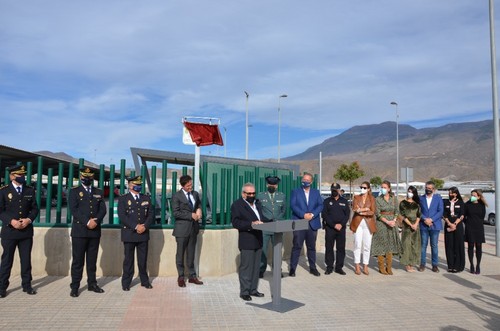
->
[265, 176, 280, 185]
[331, 182, 341, 190]
[127, 176, 143, 185]
[80, 167, 95, 178]
[9, 164, 27, 175]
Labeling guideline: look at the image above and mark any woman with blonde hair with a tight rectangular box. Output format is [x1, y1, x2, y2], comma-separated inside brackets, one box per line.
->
[350, 181, 377, 275]
[464, 189, 487, 274]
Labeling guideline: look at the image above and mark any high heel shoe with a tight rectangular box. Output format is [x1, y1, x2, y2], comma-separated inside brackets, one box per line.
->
[355, 264, 361, 275]
[363, 264, 369, 275]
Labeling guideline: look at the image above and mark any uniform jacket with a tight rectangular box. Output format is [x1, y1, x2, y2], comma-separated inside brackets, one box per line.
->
[231, 197, 263, 250]
[69, 185, 107, 238]
[321, 196, 350, 229]
[0, 183, 39, 240]
[290, 187, 323, 231]
[118, 192, 154, 242]
[350, 193, 377, 233]
[419, 193, 444, 231]
[256, 191, 286, 222]
[171, 189, 201, 238]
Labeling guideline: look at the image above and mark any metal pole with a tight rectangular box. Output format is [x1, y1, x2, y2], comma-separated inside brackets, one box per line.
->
[278, 94, 287, 163]
[223, 126, 227, 157]
[390, 102, 399, 198]
[245, 91, 249, 160]
[488, 0, 500, 256]
[319, 151, 322, 193]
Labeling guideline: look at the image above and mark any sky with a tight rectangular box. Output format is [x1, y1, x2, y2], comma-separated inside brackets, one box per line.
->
[0, 1, 497, 166]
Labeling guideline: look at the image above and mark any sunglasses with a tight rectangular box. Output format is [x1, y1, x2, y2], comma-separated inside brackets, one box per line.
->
[244, 192, 256, 195]
[359, 186, 368, 189]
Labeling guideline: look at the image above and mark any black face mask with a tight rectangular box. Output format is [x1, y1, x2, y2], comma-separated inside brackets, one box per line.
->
[14, 176, 26, 185]
[267, 186, 276, 194]
[425, 189, 433, 195]
[245, 196, 256, 204]
[331, 190, 339, 197]
[81, 178, 93, 186]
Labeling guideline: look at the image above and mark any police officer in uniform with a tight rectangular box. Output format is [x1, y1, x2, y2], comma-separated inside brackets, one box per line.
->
[118, 176, 154, 291]
[256, 176, 286, 278]
[0, 164, 39, 298]
[321, 182, 350, 275]
[69, 167, 107, 297]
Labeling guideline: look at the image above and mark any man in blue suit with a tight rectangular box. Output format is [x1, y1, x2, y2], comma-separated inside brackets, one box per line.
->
[289, 173, 323, 277]
[419, 181, 444, 272]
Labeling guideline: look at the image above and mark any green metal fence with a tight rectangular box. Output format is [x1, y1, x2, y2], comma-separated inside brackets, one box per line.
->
[7, 157, 313, 229]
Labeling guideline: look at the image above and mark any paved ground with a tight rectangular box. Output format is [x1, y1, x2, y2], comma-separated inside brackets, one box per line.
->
[0, 230, 499, 331]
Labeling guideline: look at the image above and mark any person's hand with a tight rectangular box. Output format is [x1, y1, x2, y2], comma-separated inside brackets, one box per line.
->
[334, 224, 342, 231]
[386, 220, 396, 228]
[424, 218, 433, 226]
[136, 224, 146, 234]
[10, 219, 22, 229]
[252, 220, 263, 225]
[87, 218, 98, 229]
[19, 218, 31, 229]
[304, 213, 313, 221]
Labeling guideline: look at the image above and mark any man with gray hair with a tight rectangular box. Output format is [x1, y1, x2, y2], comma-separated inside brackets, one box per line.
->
[231, 183, 264, 301]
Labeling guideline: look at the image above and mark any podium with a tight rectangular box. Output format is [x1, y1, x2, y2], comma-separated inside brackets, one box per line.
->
[252, 219, 309, 308]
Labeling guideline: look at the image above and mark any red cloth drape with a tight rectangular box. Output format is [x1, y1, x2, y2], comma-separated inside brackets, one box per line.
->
[183, 122, 224, 147]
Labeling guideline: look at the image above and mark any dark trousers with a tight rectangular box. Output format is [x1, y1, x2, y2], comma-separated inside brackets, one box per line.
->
[239, 248, 262, 296]
[325, 226, 346, 271]
[260, 232, 275, 274]
[0, 237, 33, 290]
[444, 222, 465, 271]
[122, 241, 149, 287]
[175, 229, 198, 277]
[70, 237, 100, 290]
[290, 228, 318, 271]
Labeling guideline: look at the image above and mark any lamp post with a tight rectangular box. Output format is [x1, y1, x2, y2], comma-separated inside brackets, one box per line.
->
[278, 94, 287, 163]
[223, 126, 227, 157]
[244, 91, 249, 160]
[390, 101, 399, 198]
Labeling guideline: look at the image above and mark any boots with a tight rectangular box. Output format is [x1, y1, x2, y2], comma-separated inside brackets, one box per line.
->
[386, 252, 393, 275]
[355, 264, 361, 275]
[377, 256, 388, 275]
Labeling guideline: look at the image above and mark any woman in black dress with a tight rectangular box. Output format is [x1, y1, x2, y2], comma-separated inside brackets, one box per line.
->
[443, 187, 465, 273]
[464, 189, 487, 275]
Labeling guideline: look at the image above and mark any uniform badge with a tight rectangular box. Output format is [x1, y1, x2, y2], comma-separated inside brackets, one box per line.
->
[128, 200, 132, 206]
[329, 201, 333, 205]
[79, 192, 84, 197]
[8, 193, 12, 200]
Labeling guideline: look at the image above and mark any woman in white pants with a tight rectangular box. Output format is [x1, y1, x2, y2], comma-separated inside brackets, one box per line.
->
[349, 181, 377, 275]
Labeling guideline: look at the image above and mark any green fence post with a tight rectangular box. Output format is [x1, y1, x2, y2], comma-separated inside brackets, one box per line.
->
[201, 162, 208, 227]
[98, 164, 105, 190]
[45, 168, 53, 224]
[211, 173, 218, 227]
[161, 160, 168, 225]
[225, 168, 232, 225]
[151, 165, 157, 223]
[120, 159, 126, 195]
[66, 163, 74, 223]
[35, 157, 43, 223]
[220, 168, 226, 227]
[108, 164, 116, 224]
[56, 163, 64, 223]
[171, 172, 177, 224]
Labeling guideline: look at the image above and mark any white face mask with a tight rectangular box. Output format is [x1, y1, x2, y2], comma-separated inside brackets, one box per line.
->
[380, 188, 388, 195]
[360, 188, 367, 195]
[407, 192, 413, 199]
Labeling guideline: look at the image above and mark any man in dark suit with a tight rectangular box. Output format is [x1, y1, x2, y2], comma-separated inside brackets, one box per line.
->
[118, 176, 154, 291]
[231, 182, 264, 301]
[419, 180, 444, 273]
[289, 172, 324, 277]
[0, 164, 39, 298]
[68, 167, 107, 297]
[172, 175, 203, 287]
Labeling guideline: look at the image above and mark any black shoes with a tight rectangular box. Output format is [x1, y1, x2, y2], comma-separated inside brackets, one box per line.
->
[309, 269, 321, 277]
[259, 272, 264, 278]
[0, 289, 6, 298]
[432, 266, 439, 273]
[325, 269, 333, 275]
[88, 285, 104, 293]
[240, 294, 252, 301]
[334, 269, 347, 275]
[23, 287, 37, 295]
[289, 269, 296, 277]
[70, 289, 79, 297]
[250, 291, 264, 297]
[142, 283, 153, 289]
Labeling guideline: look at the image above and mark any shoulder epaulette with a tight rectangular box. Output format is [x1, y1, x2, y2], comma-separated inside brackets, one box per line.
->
[0, 185, 8, 190]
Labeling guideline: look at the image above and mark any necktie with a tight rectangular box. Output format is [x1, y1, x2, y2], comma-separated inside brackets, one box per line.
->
[135, 195, 140, 203]
[187, 192, 194, 210]
[17, 187, 21, 195]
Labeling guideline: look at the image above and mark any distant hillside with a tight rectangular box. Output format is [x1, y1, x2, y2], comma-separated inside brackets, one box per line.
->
[286, 120, 495, 182]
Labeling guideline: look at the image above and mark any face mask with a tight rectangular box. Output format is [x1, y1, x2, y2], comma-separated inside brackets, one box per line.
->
[407, 192, 414, 199]
[245, 196, 255, 204]
[425, 189, 433, 195]
[449, 195, 455, 200]
[380, 188, 388, 195]
[81, 178, 92, 186]
[302, 181, 311, 188]
[360, 188, 367, 195]
[14, 176, 26, 184]
[267, 186, 276, 194]
[470, 196, 478, 203]
[331, 190, 339, 197]
[133, 185, 142, 192]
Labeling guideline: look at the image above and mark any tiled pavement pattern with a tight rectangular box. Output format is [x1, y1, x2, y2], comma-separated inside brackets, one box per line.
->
[0, 232, 499, 331]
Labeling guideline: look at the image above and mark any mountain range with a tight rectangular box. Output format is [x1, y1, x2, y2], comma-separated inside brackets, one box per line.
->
[285, 120, 495, 182]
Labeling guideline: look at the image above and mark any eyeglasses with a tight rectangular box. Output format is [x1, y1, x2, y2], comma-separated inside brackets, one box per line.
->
[359, 186, 368, 189]
[244, 192, 256, 195]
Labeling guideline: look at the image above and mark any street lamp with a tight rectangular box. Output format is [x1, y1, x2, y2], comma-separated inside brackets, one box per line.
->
[244, 91, 249, 160]
[223, 126, 227, 157]
[278, 94, 287, 163]
[390, 101, 399, 198]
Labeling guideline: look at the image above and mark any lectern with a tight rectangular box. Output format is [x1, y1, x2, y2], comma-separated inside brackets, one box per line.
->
[252, 219, 309, 307]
